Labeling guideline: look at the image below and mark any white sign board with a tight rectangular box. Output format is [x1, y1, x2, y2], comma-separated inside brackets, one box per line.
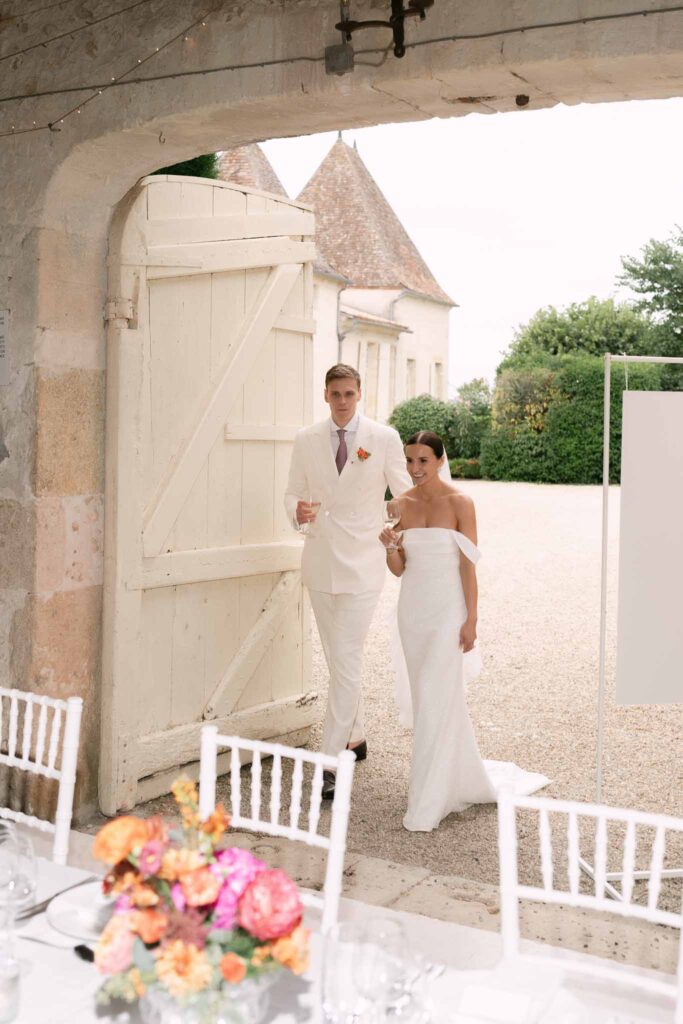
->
[616, 391, 683, 705]
[0, 310, 8, 385]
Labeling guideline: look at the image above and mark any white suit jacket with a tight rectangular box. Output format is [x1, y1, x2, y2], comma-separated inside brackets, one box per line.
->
[284, 414, 411, 594]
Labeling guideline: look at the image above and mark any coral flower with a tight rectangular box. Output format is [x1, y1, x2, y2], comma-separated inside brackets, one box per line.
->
[250, 945, 272, 967]
[237, 869, 303, 942]
[93, 817, 149, 865]
[271, 925, 310, 975]
[219, 952, 247, 984]
[131, 907, 168, 944]
[211, 848, 265, 930]
[95, 915, 135, 975]
[160, 848, 204, 882]
[130, 882, 160, 908]
[181, 866, 221, 908]
[156, 941, 212, 999]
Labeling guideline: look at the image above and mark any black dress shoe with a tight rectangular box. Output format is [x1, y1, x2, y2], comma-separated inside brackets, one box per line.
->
[346, 740, 367, 761]
[322, 770, 336, 801]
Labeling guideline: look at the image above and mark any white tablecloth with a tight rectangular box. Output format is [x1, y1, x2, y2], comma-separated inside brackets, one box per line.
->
[13, 859, 677, 1024]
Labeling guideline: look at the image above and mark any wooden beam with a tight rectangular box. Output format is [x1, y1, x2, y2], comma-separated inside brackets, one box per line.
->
[224, 424, 300, 443]
[134, 691, 319, 779]
[146, 213, 315, 247]
[142, 263, 302, 556]
[128, 541, 302, 590]
[203, 570, 301, 719]
[142, 239, 315, 279]
[274, 315, 316, 334]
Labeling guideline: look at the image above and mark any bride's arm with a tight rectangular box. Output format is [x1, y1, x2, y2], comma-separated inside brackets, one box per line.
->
[455, 496, 478, 651]
[379, 527, 405, 577]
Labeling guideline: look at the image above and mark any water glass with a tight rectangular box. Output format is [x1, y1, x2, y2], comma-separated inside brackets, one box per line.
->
[299, 495, 323, 537]
[0, 953, 19, 1024]
[321, 921, 367, 1023]
[353, 917, 409, 1023]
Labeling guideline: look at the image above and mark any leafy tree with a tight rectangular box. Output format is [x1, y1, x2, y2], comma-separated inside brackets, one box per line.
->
[452, 378, 491, 459]
[153, 153, 219, 179]
[499, 297, 655, 371]
[388, 394, 458, 455]
[619, 228, 683, 357]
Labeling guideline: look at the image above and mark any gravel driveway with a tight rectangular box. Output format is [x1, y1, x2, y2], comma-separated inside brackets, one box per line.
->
[309, 481, 683, 898]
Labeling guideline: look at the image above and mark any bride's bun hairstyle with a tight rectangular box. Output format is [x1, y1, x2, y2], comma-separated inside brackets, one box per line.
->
[405, 431, 445, 459]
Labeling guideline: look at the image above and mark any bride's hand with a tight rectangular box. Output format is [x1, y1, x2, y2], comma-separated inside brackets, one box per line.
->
[379, 527, 401, 550]
[459, 619, 477, 652]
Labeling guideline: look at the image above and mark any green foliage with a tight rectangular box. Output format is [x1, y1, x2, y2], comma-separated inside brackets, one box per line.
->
[480, 357, 662, 484]
[452, 379, 492, 458]
[619, 228, 683, 350]
[153, 153, 219, 179]
[388, 394, 458, 456]
[389, 384, 492, 461]
[499, 297, 656, 372]
[449, 457, 482, 479]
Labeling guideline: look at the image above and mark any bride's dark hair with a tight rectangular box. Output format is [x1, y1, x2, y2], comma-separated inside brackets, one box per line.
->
[405, 430, 445, 459]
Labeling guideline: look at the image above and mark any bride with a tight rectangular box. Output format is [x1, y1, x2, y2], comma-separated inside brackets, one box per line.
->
[380, 430, 548, 832]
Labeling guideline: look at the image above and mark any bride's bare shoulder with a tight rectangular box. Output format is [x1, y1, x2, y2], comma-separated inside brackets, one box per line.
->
[445, 488, 475, 512]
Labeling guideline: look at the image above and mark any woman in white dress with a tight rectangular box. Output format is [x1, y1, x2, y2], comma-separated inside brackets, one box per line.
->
[380, 431, 548, 832]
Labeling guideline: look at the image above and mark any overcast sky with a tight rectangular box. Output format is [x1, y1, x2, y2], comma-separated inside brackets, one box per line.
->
[262, 97, 683, 394]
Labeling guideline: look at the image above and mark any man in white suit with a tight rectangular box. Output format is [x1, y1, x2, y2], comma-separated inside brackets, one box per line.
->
[285, 364, 411, 799]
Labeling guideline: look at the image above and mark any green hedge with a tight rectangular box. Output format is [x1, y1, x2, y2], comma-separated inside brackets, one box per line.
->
[449, 458, 482, 479]
[480, 357, 662, 484]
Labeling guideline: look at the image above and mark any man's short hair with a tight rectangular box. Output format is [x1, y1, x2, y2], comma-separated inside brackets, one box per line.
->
[325, 364, 361, 388]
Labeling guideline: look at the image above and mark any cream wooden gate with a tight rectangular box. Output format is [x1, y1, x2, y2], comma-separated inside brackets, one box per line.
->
[101, 175, 316, 814]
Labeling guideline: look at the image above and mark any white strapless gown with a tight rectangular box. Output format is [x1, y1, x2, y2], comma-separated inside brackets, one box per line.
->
[393, 528, 549, 832]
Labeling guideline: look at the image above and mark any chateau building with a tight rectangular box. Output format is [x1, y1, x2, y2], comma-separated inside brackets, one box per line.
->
[219, 137, 454, 422]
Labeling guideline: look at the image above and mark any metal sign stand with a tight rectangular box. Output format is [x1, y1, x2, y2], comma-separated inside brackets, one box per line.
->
[578, 353, 683, 901]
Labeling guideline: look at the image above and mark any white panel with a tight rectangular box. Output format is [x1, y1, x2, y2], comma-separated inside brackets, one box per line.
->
[616, 391, 683, 705]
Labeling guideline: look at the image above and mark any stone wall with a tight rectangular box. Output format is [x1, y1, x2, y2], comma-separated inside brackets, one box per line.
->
[2, 0, 683, 815]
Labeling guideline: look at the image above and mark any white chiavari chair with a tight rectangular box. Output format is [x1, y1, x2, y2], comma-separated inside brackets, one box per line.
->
[497, 786, 683, 1023]
[0, 687, 83, 865]
[199, 726, 355, 934]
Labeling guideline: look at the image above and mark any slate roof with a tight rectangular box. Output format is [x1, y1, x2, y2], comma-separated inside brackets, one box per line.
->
[297, 137, 454, 306]
[217, 144, 288, 197]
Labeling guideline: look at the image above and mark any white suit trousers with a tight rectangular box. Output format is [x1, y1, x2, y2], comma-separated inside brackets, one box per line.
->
[308, 589, 381, 757]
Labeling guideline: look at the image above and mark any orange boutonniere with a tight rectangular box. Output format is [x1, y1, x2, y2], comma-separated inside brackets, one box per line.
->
[356, 447, 371, 461]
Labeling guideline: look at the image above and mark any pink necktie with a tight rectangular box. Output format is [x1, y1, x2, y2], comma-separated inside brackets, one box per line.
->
[335, 428, 347, 474]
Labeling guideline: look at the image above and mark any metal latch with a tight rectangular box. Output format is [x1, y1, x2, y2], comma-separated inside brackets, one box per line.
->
[104, 297, 135, 326]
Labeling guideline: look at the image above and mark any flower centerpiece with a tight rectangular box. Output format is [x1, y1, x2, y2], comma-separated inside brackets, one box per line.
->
[92, 778, 309, 1024]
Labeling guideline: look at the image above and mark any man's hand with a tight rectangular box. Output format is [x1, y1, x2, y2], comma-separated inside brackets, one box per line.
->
[459, 619, 477, 653]
[296, 500, 318, 526]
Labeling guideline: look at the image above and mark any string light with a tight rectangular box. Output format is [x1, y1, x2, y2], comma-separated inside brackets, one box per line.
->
[0, 0, 156, 65]
[0, 9, 213, 137]
[2, 3, 683, 137]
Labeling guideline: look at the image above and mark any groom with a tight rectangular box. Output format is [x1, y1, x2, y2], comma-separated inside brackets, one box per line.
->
[285, 364, 410, 799]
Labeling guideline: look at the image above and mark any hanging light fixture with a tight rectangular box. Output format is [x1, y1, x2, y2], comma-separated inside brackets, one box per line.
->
[337, 0, 434, 58]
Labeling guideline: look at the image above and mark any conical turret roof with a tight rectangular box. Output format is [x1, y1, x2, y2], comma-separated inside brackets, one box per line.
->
[297, 137, 453, 305]
[217, 144, 288, 198]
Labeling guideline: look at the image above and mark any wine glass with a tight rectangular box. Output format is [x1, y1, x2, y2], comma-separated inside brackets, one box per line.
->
[353, 917, 409, 1023]
[384, 499, 401, 551]
[299, 494, 323, 537]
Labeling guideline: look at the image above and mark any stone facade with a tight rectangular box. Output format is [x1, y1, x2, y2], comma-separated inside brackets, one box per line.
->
[1, 0, 683, 814]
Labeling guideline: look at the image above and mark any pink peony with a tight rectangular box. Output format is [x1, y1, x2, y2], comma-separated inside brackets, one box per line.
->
[94, 914, 135, 974]
[138, 839, 165, 878]
[237, 868, 303, 942]
[210, 848, 265, 931]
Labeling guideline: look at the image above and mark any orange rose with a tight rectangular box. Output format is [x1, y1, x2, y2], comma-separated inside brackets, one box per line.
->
[93, 817, 149, 865]
[131, 907, 168, 944]
[156, 941, 212, 999]
[130, 882, 160, 908]
[220, 952, 247, 984]
[271, 925, 310, 975]
[145, 816, 169, 844]
[180, 866, 220, 908]
[160, 848, 203, 882]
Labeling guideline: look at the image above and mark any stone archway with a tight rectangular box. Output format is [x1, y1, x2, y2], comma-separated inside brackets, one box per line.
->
[3, 0, 683, 816]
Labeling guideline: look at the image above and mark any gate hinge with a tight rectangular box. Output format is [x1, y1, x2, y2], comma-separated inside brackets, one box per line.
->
[104, 297, 136, 326]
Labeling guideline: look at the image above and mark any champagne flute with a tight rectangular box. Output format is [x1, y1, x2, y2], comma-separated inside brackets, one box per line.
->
[384, 499, 401, 551]
[300, 494, 322, 537]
